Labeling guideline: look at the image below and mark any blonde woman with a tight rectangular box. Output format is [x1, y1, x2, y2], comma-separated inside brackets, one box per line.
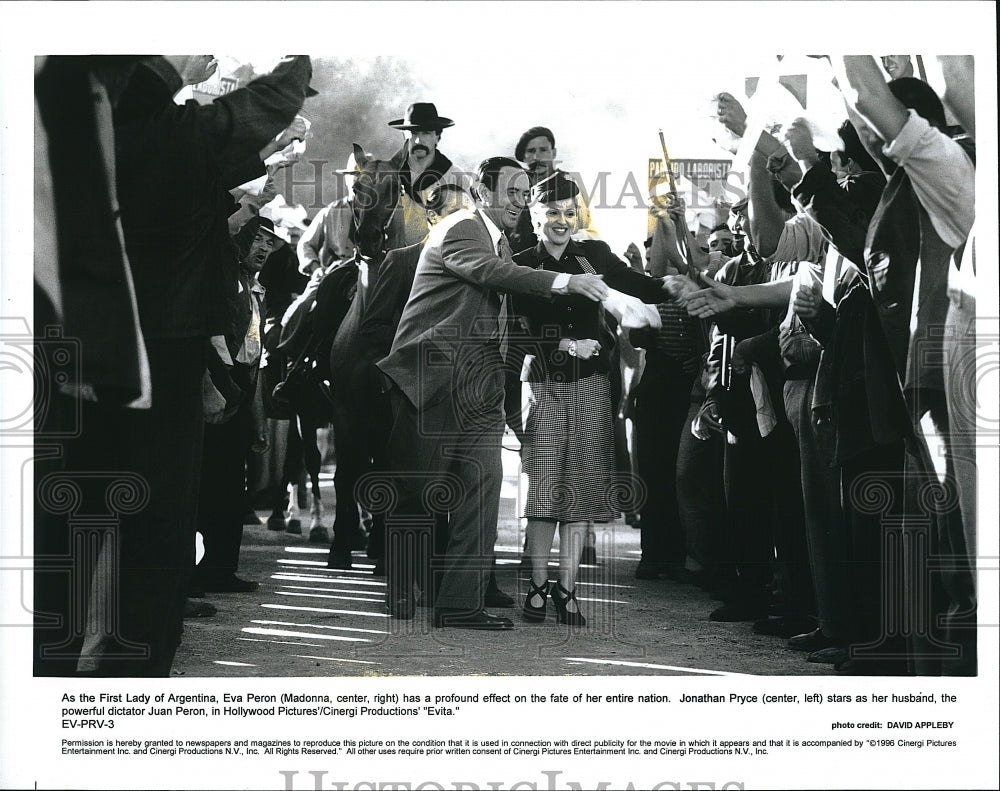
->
[511, 174, 675, 625]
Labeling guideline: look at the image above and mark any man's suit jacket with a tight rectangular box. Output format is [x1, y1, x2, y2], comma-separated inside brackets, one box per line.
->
[377, 209, 559, 411]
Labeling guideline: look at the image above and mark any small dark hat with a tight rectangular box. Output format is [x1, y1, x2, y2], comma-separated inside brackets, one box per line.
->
[531, 172, 579, 204]
[387, 102, 454, 131]
[258, 218, 284, 241]
[235, 216, 276, 260]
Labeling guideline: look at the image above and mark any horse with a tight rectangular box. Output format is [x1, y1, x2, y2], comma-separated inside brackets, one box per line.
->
[270, 144, 398, 549]
[324, 144, 400, 569]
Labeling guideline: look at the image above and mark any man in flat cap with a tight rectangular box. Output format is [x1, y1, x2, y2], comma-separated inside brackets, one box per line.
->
[511, 125, 598, 253]
[385, 102, 468, 251]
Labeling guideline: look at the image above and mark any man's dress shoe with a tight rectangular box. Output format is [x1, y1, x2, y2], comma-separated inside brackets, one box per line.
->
[433, 609, 514, 630]
[787, 627, 840, 652]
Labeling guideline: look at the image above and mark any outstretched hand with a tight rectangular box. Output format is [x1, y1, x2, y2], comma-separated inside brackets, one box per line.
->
[662, 274, 700, 300]
[682, 273, 738, 318]
[565, 273, 609, 302]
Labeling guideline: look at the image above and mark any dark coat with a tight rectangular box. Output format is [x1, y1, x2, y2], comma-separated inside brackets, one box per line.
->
[35, 57, 146, 404]
[510, 238, 667, 382]
[113, 56, 312, 341]
[792, 163, 886, 268]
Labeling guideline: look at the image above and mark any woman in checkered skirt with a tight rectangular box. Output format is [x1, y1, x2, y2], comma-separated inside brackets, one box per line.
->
[510, 174, 673, 625]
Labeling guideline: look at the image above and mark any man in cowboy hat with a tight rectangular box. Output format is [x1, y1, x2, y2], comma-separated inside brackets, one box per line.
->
[296, 150, 368, 277]
[385, 102, 467, 251]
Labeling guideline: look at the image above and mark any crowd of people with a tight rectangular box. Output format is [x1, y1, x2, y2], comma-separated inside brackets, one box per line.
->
[33, 54, 977, 677]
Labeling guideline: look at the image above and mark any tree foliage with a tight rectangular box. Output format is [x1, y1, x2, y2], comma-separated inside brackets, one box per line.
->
[276, 57, 427, 214]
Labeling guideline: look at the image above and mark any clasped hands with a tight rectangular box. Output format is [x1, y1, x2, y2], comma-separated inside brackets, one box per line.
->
[559, 338, 602, 360]
[681, 272, 823, 321]
[679, 273, 738, 318]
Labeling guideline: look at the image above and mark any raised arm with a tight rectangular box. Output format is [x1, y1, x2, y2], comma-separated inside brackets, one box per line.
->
[832, 56, 911, 143]
[747, 152, 786, 259]
[207, 56, 313, 171]
[937, 56, 975, 139]
[832, 57, 974, 247]
[647, 204, 690, 276]
[297, 207, 329, 276]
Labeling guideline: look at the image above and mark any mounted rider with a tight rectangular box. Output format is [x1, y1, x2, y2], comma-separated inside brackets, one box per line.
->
[296, 151, 365, 277]
[384, 102, 469, 251]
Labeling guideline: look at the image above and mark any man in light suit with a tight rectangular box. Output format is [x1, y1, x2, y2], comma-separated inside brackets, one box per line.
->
[329, 185, 474, 572]
[377, 157, 608, 629]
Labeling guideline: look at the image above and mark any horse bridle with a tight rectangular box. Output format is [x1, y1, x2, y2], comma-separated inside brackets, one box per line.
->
[349, 161, 398, 265]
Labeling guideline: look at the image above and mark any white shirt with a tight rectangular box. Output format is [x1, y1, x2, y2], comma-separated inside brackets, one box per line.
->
[883, 109, 975, 249]
[477, 208, 571, 291]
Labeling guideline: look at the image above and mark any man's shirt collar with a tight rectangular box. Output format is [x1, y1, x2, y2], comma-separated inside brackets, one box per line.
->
[478, 208, 504, 252]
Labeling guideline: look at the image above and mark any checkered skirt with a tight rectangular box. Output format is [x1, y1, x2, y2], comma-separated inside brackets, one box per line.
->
[522, 372, 619, 522]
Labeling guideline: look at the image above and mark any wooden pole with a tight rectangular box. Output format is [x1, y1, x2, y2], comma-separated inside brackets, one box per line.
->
[657, 129, 692, 267]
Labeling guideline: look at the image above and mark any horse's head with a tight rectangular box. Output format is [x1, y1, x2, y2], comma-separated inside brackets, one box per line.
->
[349, 142, 399, 263]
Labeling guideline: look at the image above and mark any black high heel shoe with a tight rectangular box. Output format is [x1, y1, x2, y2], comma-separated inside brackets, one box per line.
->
[551, 582, 586, 626]
[522, 579, 550, 623]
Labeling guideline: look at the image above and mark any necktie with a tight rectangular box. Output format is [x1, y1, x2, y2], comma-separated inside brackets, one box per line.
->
[496, 235, 510, 353]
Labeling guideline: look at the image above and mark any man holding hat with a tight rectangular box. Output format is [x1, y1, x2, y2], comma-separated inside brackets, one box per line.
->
[385, 102, 467, 251]
[296, 150, 366, 277]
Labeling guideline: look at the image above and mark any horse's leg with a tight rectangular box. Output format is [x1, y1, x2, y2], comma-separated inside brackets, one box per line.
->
[286, 386, 310, 515]
[267, 419, 293, 532]
[326, 394, 364, 567]
[298, 412, 327, 543]
[282, 419, 304, 534]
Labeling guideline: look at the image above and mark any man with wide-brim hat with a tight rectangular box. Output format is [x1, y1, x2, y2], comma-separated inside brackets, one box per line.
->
[385, 102, 468, 251]
[296, 148, 372, 277]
